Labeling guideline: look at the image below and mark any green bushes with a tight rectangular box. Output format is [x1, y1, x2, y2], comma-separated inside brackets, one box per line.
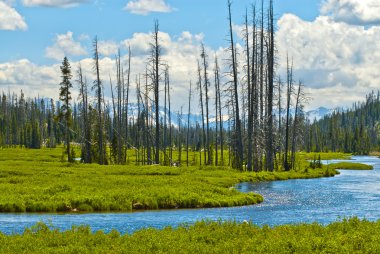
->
[0, 218, 379, 253]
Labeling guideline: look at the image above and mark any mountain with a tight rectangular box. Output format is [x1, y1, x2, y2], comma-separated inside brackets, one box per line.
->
[305, 107, 336, 122]
[127, 103, 335, 128]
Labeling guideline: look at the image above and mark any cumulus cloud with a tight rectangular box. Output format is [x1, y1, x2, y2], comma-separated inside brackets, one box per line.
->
[321, 0, 380, 25]
[22, 0, 88, 8]
[124, 0, 174, 15]
[0, 1, 27, 30]
[0, 59, 60, 98]
[98, 41, 119, 56]
[45, 31, 87, 61]
[277, 13, 380, 109]
[1, 31, 210, 109]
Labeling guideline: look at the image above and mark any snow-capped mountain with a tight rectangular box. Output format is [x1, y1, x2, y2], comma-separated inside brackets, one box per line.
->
[305, 107, 336, 122]
[126, 103, 335, 128]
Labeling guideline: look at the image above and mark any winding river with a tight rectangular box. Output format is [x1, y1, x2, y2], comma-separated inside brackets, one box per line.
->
[1, 156, 379, 235]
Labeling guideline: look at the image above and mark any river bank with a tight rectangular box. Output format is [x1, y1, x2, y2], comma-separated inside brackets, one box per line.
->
[0, 148, 346, 213]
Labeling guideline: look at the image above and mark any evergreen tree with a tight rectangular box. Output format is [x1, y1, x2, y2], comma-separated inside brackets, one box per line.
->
[59, 56, 73, 162]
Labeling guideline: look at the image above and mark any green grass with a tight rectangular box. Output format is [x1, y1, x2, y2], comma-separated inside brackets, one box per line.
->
[300, 152, 352, 160]
[329, 162, 374, 170]
[0, 218, 379, 253]
[0, 147, 339, 213]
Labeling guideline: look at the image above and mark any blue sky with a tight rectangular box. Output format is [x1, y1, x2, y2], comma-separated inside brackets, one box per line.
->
[1, 0, 319, 64]
[1, 0, 380, 110]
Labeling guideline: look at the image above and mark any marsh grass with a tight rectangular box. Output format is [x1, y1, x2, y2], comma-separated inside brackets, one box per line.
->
[0, 147, 339, 213]
[329, 162, 374, 170]
[0, 218, 379, 253]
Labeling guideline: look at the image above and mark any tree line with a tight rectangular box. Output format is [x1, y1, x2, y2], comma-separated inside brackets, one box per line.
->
[304, 91, 380, 155]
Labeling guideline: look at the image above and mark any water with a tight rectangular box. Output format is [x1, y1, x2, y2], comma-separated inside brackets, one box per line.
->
[1, 156, 379, 235]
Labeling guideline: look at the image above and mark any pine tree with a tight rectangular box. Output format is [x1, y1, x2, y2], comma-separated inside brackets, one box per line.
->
[59, 56, 73, 162]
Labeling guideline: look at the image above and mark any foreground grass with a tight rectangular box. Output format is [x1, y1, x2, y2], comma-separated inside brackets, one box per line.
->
[329, 162, 374, 170]
[0, 147, 339, 213]
[0, 218, 379, 253]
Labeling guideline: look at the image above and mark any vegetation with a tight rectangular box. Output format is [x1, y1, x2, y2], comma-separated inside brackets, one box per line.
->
[0, 147, 339, 213]
[0, 218, 379, 253]
[329, 162, 374, 170]
[0, 0, 309, 173]
[300, 152, 352, 160]
[304, 91, 380, 155]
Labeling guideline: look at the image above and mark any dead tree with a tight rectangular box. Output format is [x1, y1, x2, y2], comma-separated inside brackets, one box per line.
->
[201, 44, 212, 165]
[93, 37, 105, 165]
[265, 0, 275, 171]
[227, 0, 244, 170]
[214, 56, 224, 166]
[187, 81, 192, 167]
[284, 56, 293, 171]
[197, 60, 206, 165]
[150, 20, 161, 165]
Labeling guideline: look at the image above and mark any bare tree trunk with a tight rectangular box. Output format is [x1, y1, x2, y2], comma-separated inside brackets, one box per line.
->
[215, 56, 224, 166]
[187, 81, 192, 167]
[78, 64, 91, 163]
[284, 56, 293, 171]
[201, 44, 211, 165]
[124, 46, 131, 163]
[291, 81, 303, 170]
[214, 59, 219, 166]
[277, 76, 282, 170]
[266, 0, 275, 171]
[152, 20, 161, 165]
[164, 65, 168, 163]
[228, 0, 244, 170]
[93, 37, 104, 165]
[244, 10, 253, 171]
[197, 61, 206, 165]
[145, 69, 151, 165]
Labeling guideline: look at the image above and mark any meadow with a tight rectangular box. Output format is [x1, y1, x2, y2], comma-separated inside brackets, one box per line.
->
[329, 162, 374, 170]
[0, 147, 343, 213]
[0, 218, 379, 253]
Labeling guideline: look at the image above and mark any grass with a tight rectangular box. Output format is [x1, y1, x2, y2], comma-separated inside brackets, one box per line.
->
[329, 162, 374, 170]
[299, 152, 352, 160]
[0, 147, 339, 213]
[0, 218, 379, 253]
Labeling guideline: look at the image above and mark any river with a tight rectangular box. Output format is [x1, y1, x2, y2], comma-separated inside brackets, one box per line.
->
[0, 156, 379, 235]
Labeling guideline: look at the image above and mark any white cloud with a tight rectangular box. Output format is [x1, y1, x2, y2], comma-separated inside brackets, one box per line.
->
[0, 31, 209, 110]
[0, 1, 27, 30]
[124, 0, 174, 15]
[0, 59, 60, 98]
[45, 31, 87, 60]
[98, 40, 119, 57]
[277, 13, 380, 109]
[321, 0, 380, 25]
[22, 0, 88, 8]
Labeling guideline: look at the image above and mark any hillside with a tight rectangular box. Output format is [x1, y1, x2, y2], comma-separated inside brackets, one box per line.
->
[303, 92, 380, 154]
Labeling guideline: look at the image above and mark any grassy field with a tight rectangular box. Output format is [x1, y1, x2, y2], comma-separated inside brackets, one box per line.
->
[299, 151, 352, 160]
[0, 218, 379, 253]
[0, 147, 341, 213]
[329, 162, 374, 170]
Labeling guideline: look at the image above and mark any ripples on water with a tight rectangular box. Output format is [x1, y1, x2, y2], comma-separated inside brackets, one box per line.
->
[0, 156, 379, 234]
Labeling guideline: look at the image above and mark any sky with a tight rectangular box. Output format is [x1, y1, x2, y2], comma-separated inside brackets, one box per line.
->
[1, 0, 380, 111]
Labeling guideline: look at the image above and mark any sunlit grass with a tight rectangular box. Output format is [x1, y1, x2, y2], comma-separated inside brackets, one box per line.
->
[0, 218, 379, 253]
[329, 162, 374, 170]
[0, 147, 339, 213]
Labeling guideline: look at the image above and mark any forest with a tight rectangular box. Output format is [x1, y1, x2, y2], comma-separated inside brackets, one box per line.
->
[0, 0, 316, 172]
